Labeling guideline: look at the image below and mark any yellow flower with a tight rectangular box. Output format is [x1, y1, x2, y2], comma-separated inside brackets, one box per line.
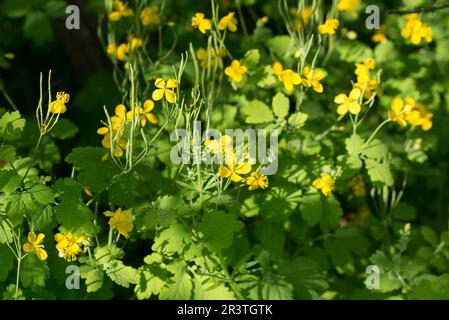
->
[278, 69, 301, 91]
[334, 88, 362, 115]
[272, 61, 283, 76]
[403, 98, 433, 131]
[109, 0, 134, 22]
[23, 231, 47, 261]
[224, 60, 247, 83]
[292, 5, 313, 30]
[337, 0, 361, 15]
[218, 12, 238, 32]
[129, 36, 143, 50]
[140, 5, 160, 26]
[126, 99, 158, 127]
[347, 174, 366, 197]
[204, 135, 233, 154]
[107, 43, 117, 55]
[318, 19, 339, 35]
[301, 67, 325, 93]
[388, 97, 411, 126]
[218, 152, 252, 183]
[191, 13, 212, 34]
[401, 14, 432, 45]
[116, 43, 130, 61]
[246, 170, 269, 191]
[104, 208, 133, 238]
[372, 27, 387, 43]
[55, 232, 85, 262]
[50, 91, 70, 114]
[97, 104, 128, 157]
[152, 78, 177, 103]
[313, 173, 335, 196]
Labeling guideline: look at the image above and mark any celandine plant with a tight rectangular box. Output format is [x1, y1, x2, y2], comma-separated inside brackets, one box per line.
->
[0, 0, 449, 300]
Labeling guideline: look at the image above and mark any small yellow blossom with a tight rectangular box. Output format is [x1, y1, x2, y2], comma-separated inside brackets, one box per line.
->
[218, 12, 238, 32]
[301, 67, 325, 93]
[109, 0, 134, 22]
[152, 78, 177, 103]
[129, 36, 143, 50]
[372, 27, 387, 43]
[140, 5, 160, 26]
[191, 13, 212, 34]
[292, 5, 313, 30]
[224, 60, 247, 83]
[116, 43, 130, 61]
[334, 88, 362, 115]
[104, 208, 133, 238]
[126, 99, 158, 127]
[204, 135, 233, 155]
[337, 0, 361, 15]
[218, 152, 252, 183]
[55, 232, 85, 262]
[272, 61, 284, 76]
[318, 19, 339, 35]
[388, 97, 412, 126]
[401, 14, 432, 45]
[23, 231, 47, 261]
[246, 171, 269, 191]
[97, 104, 128, 157]
[313, 173, 335, 196]
[278, 69, 301, 91]
[50, 92, 70, 114]
[107, 43, 117, 55]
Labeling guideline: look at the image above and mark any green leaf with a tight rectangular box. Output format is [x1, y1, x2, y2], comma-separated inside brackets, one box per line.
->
[278, 256, 328, 299]
[26, 181, 55, 205]
[45, 0, 68, 18]
[159, 262, 192, 299]
[324, 239, 355, 274]
[288, 112, 308, 128]
[345, 133, 364, 155]
[257, 222, 285, 257]
[272, 92, 290, 119]
[391, 203, 417, 221]
[23, 11, 54, 46]
[365, 158, 393, 186]
[193, 275, 235, 300]
[104, 260, 138, 288]
[361, 139, 388, 161]
[300, 192, 343, 231]
[199, 211, 243, 253]
[421, 226, 438, 246]
[0, 111, 25, 138]
[0, 145, 16, 163]
[241, 49, 260, 69]
[80, 265, 104, 293]
[0, 245, 14, 282]
[5, 192, 36, 226]
[0, 219, 14, 244]
[34, 205, 54, 229]
[152, 224, 191, 254]
[65, 147, 114, 192]
[20, 254, 50, 288]
[266, 36, 295, 58]
[242, 100, 274, 124]
[335, 40, 373, 63]
[0, 170, 21, 193]
[135, 266, 167, 300]
[1, 0, 33, 18]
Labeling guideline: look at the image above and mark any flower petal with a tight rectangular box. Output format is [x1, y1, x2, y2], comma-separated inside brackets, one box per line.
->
[152, 88, 165, 101]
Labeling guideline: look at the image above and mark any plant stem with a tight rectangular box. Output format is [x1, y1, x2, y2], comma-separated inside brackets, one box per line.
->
[361, 119, 391, 151]
[15, 256, 22, 300]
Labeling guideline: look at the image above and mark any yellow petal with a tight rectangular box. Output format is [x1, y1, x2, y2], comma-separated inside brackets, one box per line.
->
[235, 163, 252, 175]
[312, 178, 324, 189]
[152, 88, 165, 101]
[337, 104, 348, 115]
[143, 99, 154, 112]
[35, 233, 45, 245]
[23, 243, 34, 253]
[218, 166, 232, 178]
[334, 94, 348, 104]
[349, 102, 361, 114]
[97, 127, 109, 135]
[165, 79, 177, 89]
[28, 231, 36, 244]
[146, 113, 158, 124]
[165, 89, 176, 103]
[115, 104, 127, 118]
[313, 82, 323, 93]
[154, 78, 165, 88]
[36, 248, 48, 261]
[349, 88, 362, 100]
[230, 173, 243, 182]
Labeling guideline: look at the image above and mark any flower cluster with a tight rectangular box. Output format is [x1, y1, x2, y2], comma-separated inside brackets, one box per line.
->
[140, 5, 160, 27]
[313, 173, 335, 196]
[50, 92, 70, 114]
[108, 0, 134, 22]
[55, 232, 86, 262]
[354, 58, 378, 98]
[273, 61, 325, 93]
[192, 12, 238, 34]
[388, 97, 433, 131]
[104, 208, 134, 238]
[107, 35, 143, 62]
[401, 14, 432, 46]
[318, 18, 339, 35]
